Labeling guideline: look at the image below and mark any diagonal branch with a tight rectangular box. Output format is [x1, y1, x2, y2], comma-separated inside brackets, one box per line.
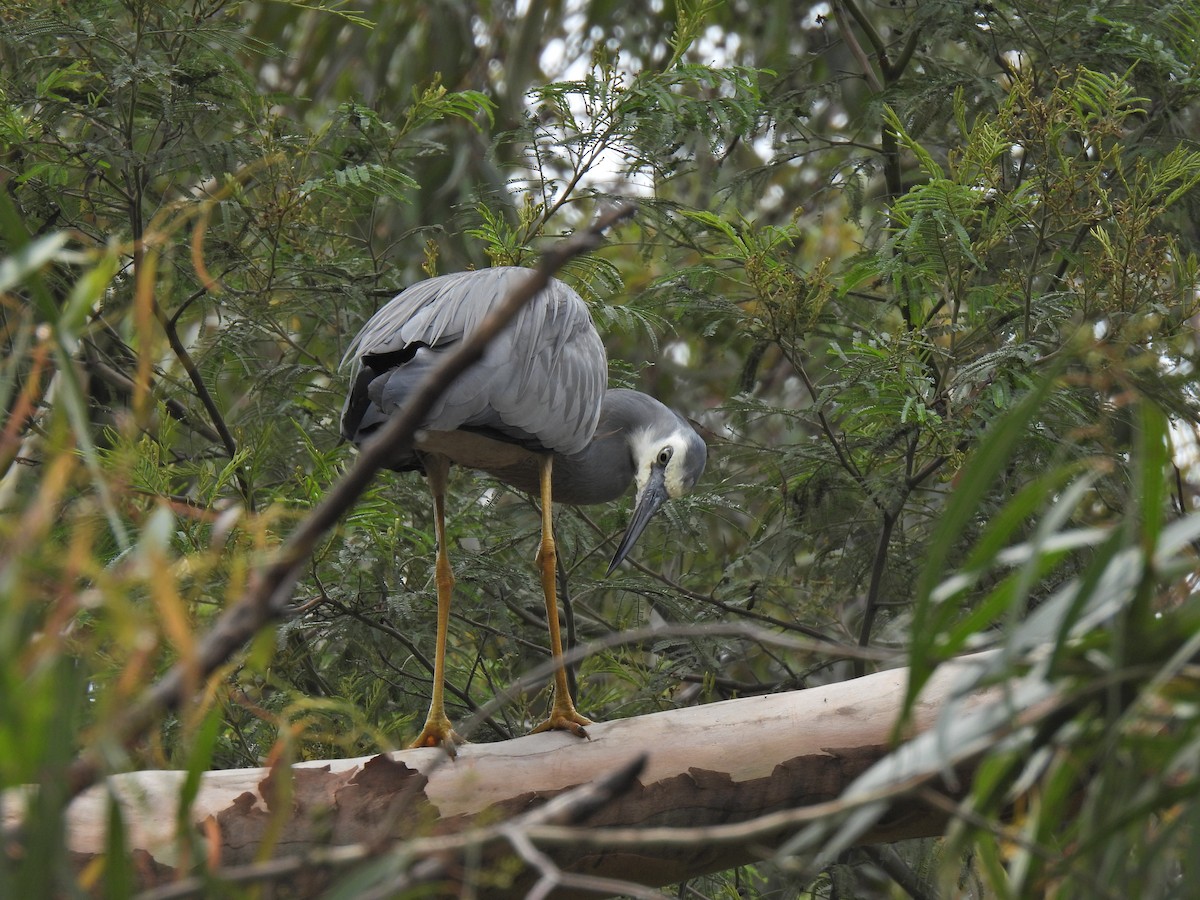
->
[152, 289, 254, 506]
[62, 203, 639, 798]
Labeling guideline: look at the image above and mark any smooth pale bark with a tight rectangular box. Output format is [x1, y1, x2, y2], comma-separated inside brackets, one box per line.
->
[5, 657, 997, 895]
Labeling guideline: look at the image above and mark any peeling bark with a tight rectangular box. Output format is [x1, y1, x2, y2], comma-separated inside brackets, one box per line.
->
[5, 657, 996, 895]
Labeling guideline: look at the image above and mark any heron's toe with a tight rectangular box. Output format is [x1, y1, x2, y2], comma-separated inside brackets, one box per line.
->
[408, 719, 464, 758]
[529, 707, 593, 740]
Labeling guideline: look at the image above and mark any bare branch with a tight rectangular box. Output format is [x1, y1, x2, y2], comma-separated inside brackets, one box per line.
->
[152, 292, 252, 504]
[16, 652, 1058, 897]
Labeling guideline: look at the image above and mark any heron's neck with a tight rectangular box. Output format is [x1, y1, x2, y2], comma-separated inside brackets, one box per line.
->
[549, 390, 660, 505]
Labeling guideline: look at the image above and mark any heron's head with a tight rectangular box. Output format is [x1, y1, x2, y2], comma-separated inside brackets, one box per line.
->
[606, 412, 707, 576]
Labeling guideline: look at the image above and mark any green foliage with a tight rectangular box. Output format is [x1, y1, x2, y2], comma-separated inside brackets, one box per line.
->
[2, 0, 1200, 897]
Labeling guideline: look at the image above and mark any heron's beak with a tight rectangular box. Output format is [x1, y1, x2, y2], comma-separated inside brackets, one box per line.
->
[606, 466, 669, 576]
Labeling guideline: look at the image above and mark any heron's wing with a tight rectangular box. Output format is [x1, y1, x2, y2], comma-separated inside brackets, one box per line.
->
[341, 267, 606, 456]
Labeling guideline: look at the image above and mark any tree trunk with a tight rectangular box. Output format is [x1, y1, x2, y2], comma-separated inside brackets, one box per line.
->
[5, 656, 1004, 896]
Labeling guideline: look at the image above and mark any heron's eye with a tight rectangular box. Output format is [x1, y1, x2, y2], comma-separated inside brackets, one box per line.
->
[657, 446, 673, 466]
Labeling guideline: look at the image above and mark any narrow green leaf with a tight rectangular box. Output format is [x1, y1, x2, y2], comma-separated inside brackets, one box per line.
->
[60, 247, 120, 337]
[0, 231, 70, 298]
[904, 373, 1058, 714]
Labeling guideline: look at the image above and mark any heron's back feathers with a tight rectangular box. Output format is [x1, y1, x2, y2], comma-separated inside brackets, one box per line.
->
[341, 268, 606, 469]
[340, 269, 706, 510]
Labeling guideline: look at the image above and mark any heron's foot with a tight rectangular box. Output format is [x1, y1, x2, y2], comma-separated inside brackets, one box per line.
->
[408, 715, 463, 758]
[529, 704, 593, 740]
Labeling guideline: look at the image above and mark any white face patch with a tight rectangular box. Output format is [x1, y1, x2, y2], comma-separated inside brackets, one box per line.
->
[663, 436, 699, 498]
[630, 428, 697, 500]
[629, 428, 657, 494]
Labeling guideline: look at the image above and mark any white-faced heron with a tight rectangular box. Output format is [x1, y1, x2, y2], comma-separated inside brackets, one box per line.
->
[341, 267, 706, 750]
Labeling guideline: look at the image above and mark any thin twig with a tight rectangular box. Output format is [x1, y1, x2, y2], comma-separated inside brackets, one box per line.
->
[342, 754, 650, 900]
[85, 355, 223, 444]
[855, 510, 897, 673]
[152, 294, 255, 507]
[571, 504, 840, 644]
[509, 824, 671, 900]
[858, 844, 939, 900]
[832, 0, 883, 93]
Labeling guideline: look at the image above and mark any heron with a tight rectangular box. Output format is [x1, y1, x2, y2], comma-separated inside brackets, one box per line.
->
[341, 266, 706, 750]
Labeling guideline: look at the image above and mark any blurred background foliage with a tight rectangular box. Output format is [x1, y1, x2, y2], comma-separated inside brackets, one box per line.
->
[3, 0, 1200, 896]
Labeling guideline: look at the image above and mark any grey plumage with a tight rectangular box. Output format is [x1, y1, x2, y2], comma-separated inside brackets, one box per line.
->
[341, 267, 706, 523]
[342, 267, 605, 468]
[340, 266, 706, 749]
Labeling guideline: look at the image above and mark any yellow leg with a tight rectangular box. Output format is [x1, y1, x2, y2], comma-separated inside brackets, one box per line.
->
[530, 454, 592, 738]
[409, 453, 462, 754]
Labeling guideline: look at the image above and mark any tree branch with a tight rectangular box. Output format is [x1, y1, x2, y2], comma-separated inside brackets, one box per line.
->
[856, 509, 897, 671]
[151, 292, 254, 506]
[14, 654, 1031, 897]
